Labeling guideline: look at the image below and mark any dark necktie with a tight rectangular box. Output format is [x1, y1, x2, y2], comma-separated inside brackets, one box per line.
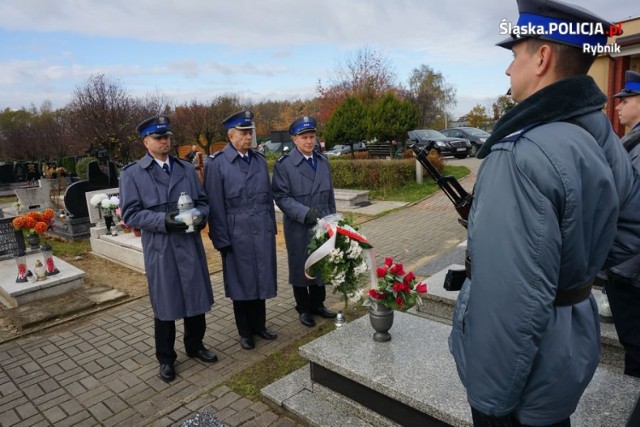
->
[162, 163, 170, 175]
[307, 157, 315, 170]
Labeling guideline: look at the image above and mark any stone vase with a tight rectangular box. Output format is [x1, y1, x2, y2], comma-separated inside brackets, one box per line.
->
[103, 214, 114, 235]
[369, 299, 394, 342]
[27, 233, 41, 250]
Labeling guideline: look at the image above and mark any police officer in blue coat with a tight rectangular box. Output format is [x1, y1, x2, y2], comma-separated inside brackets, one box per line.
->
[605, 70, 640, 378]
[120, 115, 218, 383]
[272, 116, 337, 327]
[448, 1, 640, 425]
[204, 111, 278, 350]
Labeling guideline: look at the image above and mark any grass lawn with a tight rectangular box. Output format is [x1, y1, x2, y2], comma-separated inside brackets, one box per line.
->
[224, 303, 369, 401]
[368, 165, 470, 203]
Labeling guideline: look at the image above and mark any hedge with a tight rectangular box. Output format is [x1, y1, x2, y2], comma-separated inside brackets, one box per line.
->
[267, 151, 443, 191]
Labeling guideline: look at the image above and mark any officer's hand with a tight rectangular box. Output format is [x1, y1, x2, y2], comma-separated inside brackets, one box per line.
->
[193, 213, 207, 231]
[165, 211, 188, 232]
[218, 246, 232, 256]
[304, 208, 318, 226]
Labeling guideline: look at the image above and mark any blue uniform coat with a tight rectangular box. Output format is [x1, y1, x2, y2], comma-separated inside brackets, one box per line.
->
[272, 148, 336, 286]
[203, 144, 277, 300]
[119, 154, 213, 321]
[450, 76, 640, 425]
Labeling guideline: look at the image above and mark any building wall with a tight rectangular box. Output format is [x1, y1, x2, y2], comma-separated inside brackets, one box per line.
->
[588, 16, 640, 136]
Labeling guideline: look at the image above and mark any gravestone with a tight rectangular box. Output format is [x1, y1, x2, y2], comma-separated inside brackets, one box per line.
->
[55, 160, 118, 240]
[0, 217, 26, 261]
[14, 179, 55, 211]
[0, 164, 14, 184]
[63, 160, 118, 219]
[24, 162, 40, 182]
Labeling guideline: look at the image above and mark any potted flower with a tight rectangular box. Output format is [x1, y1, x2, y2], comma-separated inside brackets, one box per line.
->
[12, 208, 55, 249]
[366, 257, 428, 342]
[90, 194, 120, 235]
[306, 214, 374, 314]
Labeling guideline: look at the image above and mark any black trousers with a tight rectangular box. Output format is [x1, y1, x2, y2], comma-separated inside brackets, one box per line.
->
[471, 408, 570, 427]
[154, 314, 206, 364]
[232, 299, 266, 338]
[605, 279, 640, 377]
[293, 284, 326, 314]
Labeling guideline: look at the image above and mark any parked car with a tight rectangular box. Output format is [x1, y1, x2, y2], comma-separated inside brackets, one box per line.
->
[440, 127, 491, 157]
[406, 129, 471, 159]
[325, 144, 352, 157]
[260, 130, 321, 155]
[261, 140, 295, 154]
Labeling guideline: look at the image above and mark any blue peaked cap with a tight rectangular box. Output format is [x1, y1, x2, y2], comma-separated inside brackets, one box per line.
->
[289, 116, 317, 135]
[222, 110, 255, 130]
[497, 0, 619, 50]
[137, 115, 173, 137]
[614, 70, 640, 98]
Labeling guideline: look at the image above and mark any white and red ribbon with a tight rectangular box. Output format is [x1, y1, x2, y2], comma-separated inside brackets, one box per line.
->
[304, 221, 376, 290]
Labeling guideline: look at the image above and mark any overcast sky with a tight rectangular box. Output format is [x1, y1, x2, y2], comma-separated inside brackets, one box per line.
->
[0, 0, 637, 119]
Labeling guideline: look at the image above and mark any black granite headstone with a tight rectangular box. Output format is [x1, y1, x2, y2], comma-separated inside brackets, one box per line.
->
[87, 160, 118, 188]
[0, 217, 26, 257]
[63, 160, 119, 219]
[0, 164, 14, 183]
[24, 162, 40, 181]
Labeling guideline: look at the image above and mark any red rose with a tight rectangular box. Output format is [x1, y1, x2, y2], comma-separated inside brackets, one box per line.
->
[390, 263, 405, 275]
[416, 283, 428, 293]
[395, 297, 404, 307]
[384, 257, 393, 267]
[369, 289, 385, 299]
[376, 267, 388, 278]
[403, 283, 411, 292]
[403, 271, 416, 284]
[392, 282, 404, 293]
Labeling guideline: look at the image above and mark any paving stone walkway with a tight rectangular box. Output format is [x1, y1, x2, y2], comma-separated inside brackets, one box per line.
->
[0, 168, 477, 427]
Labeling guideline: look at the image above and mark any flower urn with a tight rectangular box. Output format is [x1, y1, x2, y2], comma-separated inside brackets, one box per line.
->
[369, 299, 394, 342]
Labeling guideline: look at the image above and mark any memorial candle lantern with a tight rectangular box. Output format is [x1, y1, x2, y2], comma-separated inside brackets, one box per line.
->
[175, 192, 202, 233]
[34, 260, 47, 281]
[40, 242, 59, 276]
[14, 249, 29, 283]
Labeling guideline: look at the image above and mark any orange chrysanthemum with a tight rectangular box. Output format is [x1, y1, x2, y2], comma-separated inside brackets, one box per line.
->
[43, 208, 55, 220]
[34, 222, 49, 234]
[12, 216, 26, 229]
[24, 217, 37, 229]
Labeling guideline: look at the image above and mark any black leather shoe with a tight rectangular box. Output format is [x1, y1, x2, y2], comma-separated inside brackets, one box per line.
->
[159, 363, 175, 382]
[257, 329, 278, 340]
[299, 312, 316, 327]
[188, 349, 218, 363]
[312, 306, 337, 318]
[240, 337, 255, 350]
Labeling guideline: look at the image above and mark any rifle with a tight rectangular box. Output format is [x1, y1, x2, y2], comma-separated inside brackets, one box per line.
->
[411, 142, 472, 228]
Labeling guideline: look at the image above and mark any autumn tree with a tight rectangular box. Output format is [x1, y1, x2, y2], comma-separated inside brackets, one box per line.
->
[407, 65, 456, 128]
[466, 104, 490, 129]
[317, 47, 397, 123]
[67, 74, 138, 164]
[0, 108, 38, 160]
[491, 95, 516, 120]
[172, 95, 242, 154]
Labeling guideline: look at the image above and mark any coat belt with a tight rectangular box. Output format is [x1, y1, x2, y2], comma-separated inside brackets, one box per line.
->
[464, 252, 592, 306]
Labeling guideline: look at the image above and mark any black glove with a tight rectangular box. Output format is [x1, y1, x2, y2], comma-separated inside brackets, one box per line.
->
[165, 211, 188, 232]
[304, 208, 318, 226]
[193, 213, 207, 231]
